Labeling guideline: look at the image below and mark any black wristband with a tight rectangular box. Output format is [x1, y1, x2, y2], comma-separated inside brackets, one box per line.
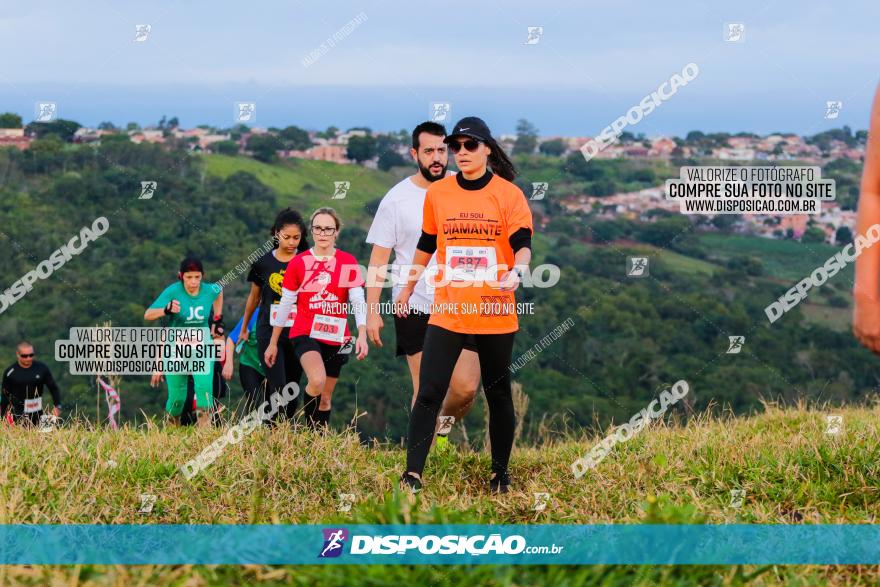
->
[164, 302, 173, 316]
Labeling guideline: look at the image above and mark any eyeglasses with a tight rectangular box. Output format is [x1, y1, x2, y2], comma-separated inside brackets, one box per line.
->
[19, 353, 34, 358]
[312, 225, 337, 236]
[449, 139, 482, 154]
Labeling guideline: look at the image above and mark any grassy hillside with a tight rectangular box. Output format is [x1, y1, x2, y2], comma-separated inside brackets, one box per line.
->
[697, 233, 854, 284]
[1, 403, 879, 584]
[200, 154, 401, 228]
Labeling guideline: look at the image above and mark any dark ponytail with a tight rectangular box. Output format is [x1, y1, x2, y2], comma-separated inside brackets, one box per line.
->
[271, 208, 310, 252]
[486, 137, 517, 182]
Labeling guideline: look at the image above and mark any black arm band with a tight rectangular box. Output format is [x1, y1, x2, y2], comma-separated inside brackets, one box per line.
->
[163, 302, 173, 316]
[417, 231, 438, 255]
[509, 227, 532, 254]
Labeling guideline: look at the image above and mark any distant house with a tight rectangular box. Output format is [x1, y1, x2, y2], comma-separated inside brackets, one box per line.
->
[0, 128, 32, 150]
[129, 129, 165, 144]
[777, 215, 809, 239]
[198, 134, 231, 150]
[283, 144, 350, 164]
[727, 136, 756, 150]
[623, 146, 649, 158]
[648, 137, 676, 157]
[715, 148, 755, 160]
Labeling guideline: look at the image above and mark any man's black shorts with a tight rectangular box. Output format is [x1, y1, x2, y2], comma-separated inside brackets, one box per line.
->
[291, 335, 350, 378]
[394, 310, 477, 357]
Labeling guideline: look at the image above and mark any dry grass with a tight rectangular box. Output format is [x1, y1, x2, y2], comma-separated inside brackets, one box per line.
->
[1, 403, 879, 584]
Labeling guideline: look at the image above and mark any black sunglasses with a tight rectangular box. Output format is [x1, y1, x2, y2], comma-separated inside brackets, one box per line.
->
[19, 353, 34, 358]
[449, 139, 482, 154]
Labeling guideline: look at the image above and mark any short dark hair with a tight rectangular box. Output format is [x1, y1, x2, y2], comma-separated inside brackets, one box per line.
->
[412, 121, 447, 149]
[179, 257, 204, 276]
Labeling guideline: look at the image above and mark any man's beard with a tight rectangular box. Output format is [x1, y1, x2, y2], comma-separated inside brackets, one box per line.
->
[418, 161, 447, 182]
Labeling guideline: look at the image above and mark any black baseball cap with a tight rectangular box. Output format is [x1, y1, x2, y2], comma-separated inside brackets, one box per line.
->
[444, 116, 493, 144]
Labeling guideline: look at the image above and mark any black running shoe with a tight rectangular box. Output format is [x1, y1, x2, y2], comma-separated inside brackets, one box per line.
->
[489, 471, 511, 493]
[400, 472, 422, 494]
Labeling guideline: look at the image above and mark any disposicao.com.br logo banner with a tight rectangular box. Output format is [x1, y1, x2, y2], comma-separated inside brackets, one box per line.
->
[3, 525, 880, 564]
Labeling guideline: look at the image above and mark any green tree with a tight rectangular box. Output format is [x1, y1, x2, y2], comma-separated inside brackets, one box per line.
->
[377, 150, 407, 171]
[514, 119, 539, 155]
[801, 226, 827, 243]
[27, 119, 81, 142]
[538, 138, 566, 156]
[97, 121, 117, 131]
[0, 112, 23, 128]
[246, 134, 284, 163]
[835, 226, 853, 245]
[279, 125, 312, 150]
[209, 140, 240, 156]
[346, 135, 377, 163]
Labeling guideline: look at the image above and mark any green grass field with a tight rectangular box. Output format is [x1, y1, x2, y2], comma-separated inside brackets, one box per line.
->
[697, 234, 853, 284]
[200, 154, 400, 229]
[1, 403, 878, 584]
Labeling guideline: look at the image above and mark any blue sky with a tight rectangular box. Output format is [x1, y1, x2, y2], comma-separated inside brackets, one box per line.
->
[1, 0, 878, 136]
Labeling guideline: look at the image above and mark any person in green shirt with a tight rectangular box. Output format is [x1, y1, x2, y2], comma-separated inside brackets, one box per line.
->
[223, 308, 266, 415]
[144, 257, 223, 427]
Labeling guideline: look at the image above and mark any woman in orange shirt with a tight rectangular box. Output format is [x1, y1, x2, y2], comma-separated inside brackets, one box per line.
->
[854, 85, 880, 352]
[396, 116, 534, 493]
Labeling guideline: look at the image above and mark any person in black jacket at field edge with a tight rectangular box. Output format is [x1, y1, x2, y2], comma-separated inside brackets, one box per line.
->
[1, 341, 62, 425]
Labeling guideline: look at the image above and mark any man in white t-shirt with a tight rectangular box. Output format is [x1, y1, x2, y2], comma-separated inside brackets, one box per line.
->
[365, 121, 480, 447]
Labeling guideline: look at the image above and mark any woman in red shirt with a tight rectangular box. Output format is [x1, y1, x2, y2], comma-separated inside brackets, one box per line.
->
[265, 207, 368, 429]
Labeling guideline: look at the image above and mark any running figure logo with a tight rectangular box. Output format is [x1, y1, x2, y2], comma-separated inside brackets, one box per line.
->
[824, 101, 843, 120]
[437, 415, 455, 435]
[726, 336, 745, 354]
[332, 181, 350, 200]
[235, 102, 256, 123]
[139, 181, 157, 199]
[729, 489, 745, 509]
[530, 182, 548, 201]
[337, 493, 356, 512]
[627, 257, 649, 278]
[134, 24, 151, 42]
[825, 415, 843, 435]
[319, 528, 349, 558]
[430, 102, 451, 122]
[524, 26, 544, 45]
[724, 23, 745, 42]
[533, 492, 550, 512]
[35, 102, 57, 123]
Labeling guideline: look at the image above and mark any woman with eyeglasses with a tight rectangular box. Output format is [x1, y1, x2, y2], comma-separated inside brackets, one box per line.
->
[396, 116, 534, 493]
[265, 207, 368, 429]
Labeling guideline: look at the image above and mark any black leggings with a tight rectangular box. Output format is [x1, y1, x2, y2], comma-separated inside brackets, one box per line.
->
[257, 330, 304, 421]
[406, 325, 516, 476]
[239, 363, 266, 414]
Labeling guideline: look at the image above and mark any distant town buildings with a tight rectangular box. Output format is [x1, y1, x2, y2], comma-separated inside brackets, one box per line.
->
[0, 128, 32, 150]
[0, 116, 865, 245]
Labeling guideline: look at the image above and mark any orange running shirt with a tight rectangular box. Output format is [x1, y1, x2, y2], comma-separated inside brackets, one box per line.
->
[422, 173, 534, 334]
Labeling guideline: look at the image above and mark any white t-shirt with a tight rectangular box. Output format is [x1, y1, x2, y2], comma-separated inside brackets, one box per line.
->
[366, 176, 442, 314]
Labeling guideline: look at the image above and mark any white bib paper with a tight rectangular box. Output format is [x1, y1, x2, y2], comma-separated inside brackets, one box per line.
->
[24, 397, 43, 414]
[446, 246, 497, 282]
[310, 315, 346, 344]
[270, 303, 296, 328]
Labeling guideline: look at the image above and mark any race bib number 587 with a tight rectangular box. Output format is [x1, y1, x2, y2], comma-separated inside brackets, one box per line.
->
[447, 246, 497, 282]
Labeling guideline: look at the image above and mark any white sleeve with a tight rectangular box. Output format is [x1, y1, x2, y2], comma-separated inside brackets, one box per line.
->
[274, 287, 298, 328]
[365, 196, 396, 248]
[348, 286, 367, 327]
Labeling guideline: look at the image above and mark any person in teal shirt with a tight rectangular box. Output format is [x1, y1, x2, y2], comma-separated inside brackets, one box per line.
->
[223, 308, 266, 414]
[144, 257, 223, 427]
